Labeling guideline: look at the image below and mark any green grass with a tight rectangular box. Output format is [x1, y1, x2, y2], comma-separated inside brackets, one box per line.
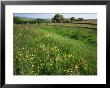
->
[13, 24, 97, 75]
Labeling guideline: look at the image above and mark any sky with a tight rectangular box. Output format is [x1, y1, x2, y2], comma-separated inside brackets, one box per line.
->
[14, 13, 97, 19]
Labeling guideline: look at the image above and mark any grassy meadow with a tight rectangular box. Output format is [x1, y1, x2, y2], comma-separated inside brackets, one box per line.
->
[13, 23, 97, 75]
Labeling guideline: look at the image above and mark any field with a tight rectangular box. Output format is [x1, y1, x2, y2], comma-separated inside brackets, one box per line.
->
[13, 23, 97, 75]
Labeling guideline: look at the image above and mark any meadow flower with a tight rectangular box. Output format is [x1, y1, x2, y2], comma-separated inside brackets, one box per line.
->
[55, 47, 57, 49]
[75, 65, 78, 69]
[57, 54, 59, 56]
[55, 57, 59, 61]
[84, 67, 87, 70]
[71, 71, 73, 73]
[71, 74, 73, 75]
[50, 64, 52, 66]
[37, 66, 39, 68]
[68, 54, 71, 57]
[31, 54, 34, 57]
[81, 59, 87, 65]
[32, 64, 34, 67]
[71, 55, 73, 57]
[49, 59, 52, 61]
[31, 57, 33, 60]
[19, 53, 22, 56]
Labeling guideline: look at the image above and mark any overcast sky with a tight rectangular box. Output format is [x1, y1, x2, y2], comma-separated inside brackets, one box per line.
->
[14, 13, 97, 19]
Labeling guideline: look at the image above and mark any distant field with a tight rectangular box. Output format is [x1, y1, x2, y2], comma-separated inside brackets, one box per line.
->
[75, 19, 97, 25]
[13, 23, 97, 75]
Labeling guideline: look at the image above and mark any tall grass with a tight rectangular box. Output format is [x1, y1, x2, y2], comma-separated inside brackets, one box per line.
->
[13, 24, 97, 75]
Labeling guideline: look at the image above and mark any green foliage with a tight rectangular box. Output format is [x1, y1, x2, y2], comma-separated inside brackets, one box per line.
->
[52, 14, 64, 23]
[14, 24, 97, 75]
[70, 17, 76, 22]
[14, 17, 49, 25]
[35, 19, 46, 24]
[14, 17, 36, 24]
[77, 18, 84, 21]
[52, 14, 71, 23]
[40, 24, 97, 45]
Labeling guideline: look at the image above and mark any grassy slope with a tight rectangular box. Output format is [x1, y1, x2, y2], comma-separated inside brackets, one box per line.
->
[13, 24, 97, 75]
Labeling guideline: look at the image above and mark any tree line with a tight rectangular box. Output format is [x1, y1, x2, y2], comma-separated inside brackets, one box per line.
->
[14, 14, 84, 24]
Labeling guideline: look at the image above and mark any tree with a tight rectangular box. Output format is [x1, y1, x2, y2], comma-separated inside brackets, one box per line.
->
[70, 17, 76, 23]
[64, 18, 70, 23]
[52, 14, 65, 23]
[77, 18, 84, 21]
[35, 19, 45, 24]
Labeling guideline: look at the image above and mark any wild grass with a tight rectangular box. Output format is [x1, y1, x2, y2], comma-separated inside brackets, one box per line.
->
[13, 24, 97, 75]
